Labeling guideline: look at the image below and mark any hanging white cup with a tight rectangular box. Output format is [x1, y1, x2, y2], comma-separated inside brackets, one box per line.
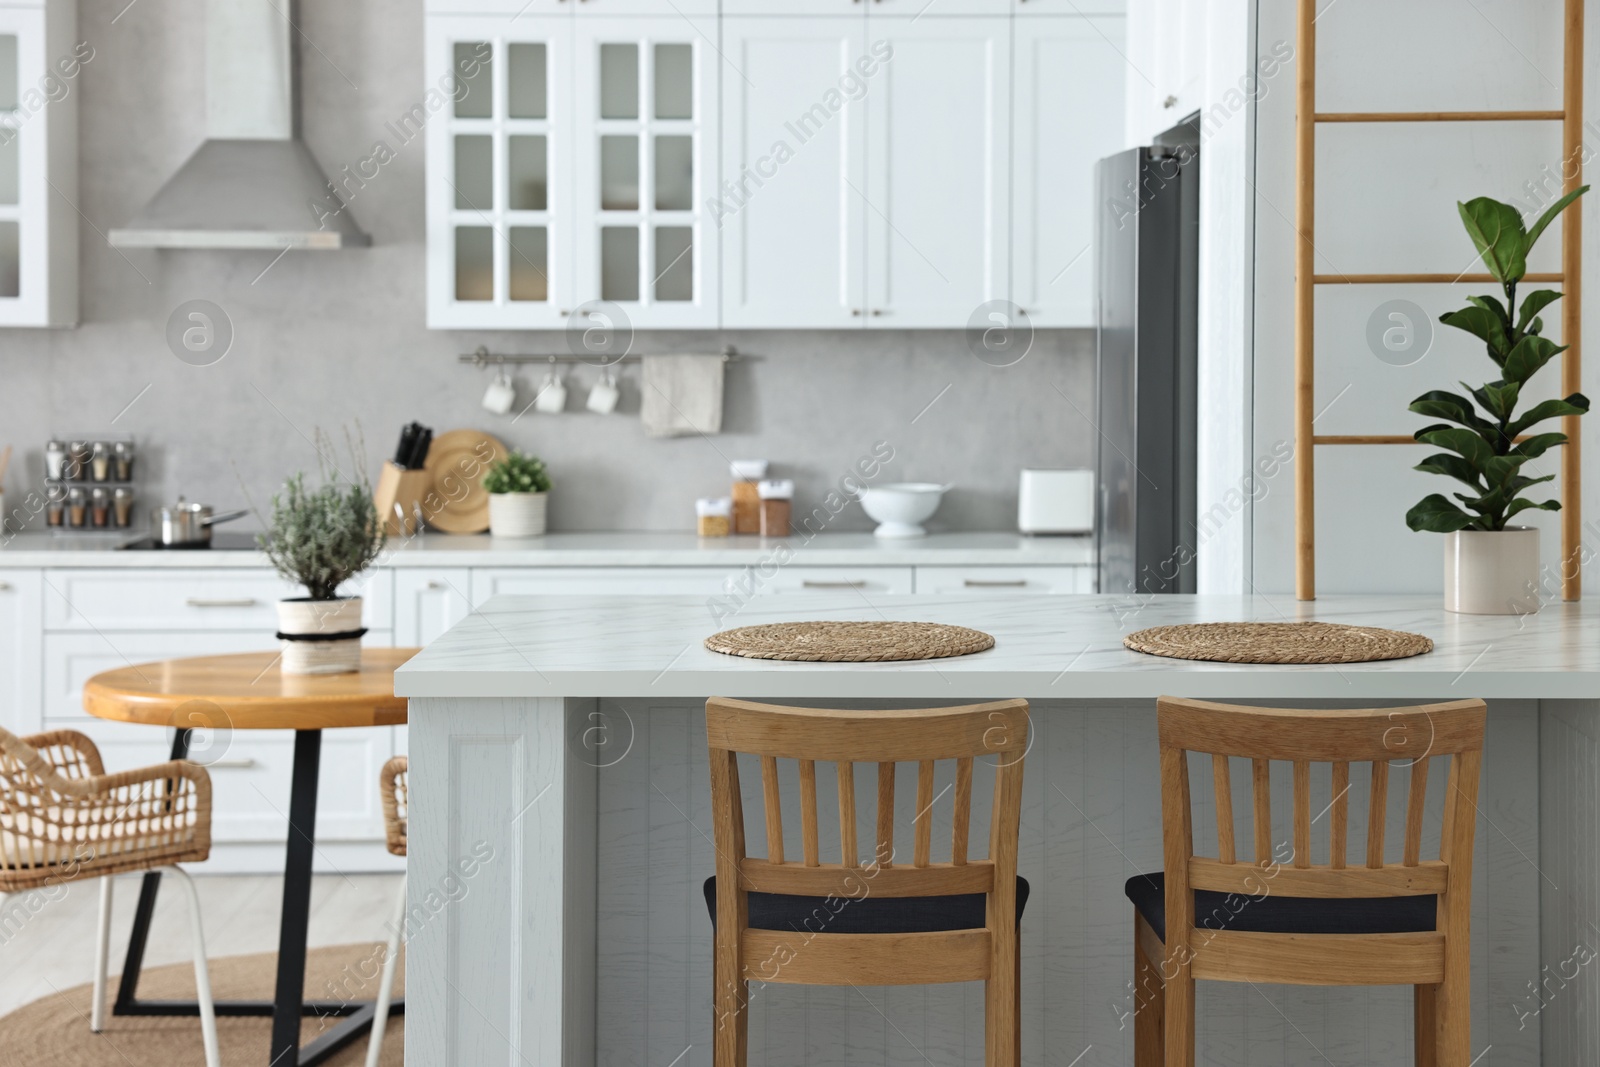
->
[482, 369, 516, 415]
[586, 369, 620, 414]
[535, 371, 568, 414]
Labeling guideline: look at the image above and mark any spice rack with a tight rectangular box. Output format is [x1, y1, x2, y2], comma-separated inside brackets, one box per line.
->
[44, 436, 139, 532]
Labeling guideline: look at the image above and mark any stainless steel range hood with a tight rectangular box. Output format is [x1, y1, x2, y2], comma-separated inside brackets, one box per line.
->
[109, 0, 369, 250]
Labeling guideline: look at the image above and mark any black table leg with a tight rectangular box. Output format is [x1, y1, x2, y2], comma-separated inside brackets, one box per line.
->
[113, 727, 191, 1013]
[270, 728, 322, 1064]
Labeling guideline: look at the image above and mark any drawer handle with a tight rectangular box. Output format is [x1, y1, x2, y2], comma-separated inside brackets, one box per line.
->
[802, 579, 866, 589]
[186, 597, 259, 608]
[963, 579, 1029, 588]
[198, 758, 257, 769]
[0, 581, 10, 591]
[426, 581, 446, 590]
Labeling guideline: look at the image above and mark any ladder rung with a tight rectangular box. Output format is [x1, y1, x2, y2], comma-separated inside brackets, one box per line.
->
[1313, 273, 1564, 285]
[1316, 110, 1565, 123]
[1315, 435, 1558, 445]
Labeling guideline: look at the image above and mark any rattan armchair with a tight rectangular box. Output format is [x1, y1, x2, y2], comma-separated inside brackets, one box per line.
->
[367, 755, 408, 1067]
[0, 726, 221, 1067]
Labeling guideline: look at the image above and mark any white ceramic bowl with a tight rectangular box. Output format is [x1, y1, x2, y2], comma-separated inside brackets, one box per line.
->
[859, 483, 950, 538]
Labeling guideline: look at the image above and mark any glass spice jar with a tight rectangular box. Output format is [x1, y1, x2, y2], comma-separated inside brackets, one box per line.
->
[696, 497, 731, 538]
[45, 481, 66, 526]
[729, 460, 768, 535]
[66, 441, 91, 481]
[45, 440, 65, 480]
[113, 486, 135, 528]
[90, 486, 110, 527]
[66, 485, 87, 527]
[758, 479, 793, 537]
[91, 441, 112, 482]
[113, 440, 135, 482]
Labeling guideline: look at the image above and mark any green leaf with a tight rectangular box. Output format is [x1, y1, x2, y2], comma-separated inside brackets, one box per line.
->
[1468, 380, 1519, 423]
[1515, 289, 1564, 335]
[1407, 494, 1478, 533]
[1458, 197, 1529, 283]
[1415, 426, 1493, 471]
[1409, 390, 1492, 434]
[1503, 333, 1566, 385]
[1510, 432, 1567, 461]
[1440, 305, 1511, 361]
[1505, 497, 1562, 520]
[1525, 185, 1589, 252]
[1465, 293, 1511, 326]
[1413, 452, 1484, 490]
[1507, 393, 1590, 437]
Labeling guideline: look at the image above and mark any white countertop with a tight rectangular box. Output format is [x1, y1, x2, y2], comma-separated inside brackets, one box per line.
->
[0, 530, 1093, 568]
[394, 592, 1600, 701]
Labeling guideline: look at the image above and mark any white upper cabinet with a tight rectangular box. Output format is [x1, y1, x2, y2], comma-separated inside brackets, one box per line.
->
[0, 0, 77, 328]
[427, 15, 574, 329]
[1012, 16, 1126, 326]
[1015, 0, 1125, 12]
[864, 15, 1010, 327]
[427, 0, 715, 13]
[572, 16, 719, 326]
[720, 17, 868, 328]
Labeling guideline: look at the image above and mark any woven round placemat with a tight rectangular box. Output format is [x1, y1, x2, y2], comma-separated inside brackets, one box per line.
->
[1124, 621, 1433, 664]
[705, 621, 995, 662]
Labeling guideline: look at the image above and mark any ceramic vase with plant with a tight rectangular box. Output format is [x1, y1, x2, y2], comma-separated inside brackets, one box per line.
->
[484, 451, 552, 537]
[259, 458, 386, 674]
[1406, 186, 1590, 614]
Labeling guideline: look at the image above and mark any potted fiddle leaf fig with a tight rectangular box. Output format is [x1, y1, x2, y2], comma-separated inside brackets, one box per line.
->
[483, 451, 552, 537]
[259, 439, 386, 673]
[1406, 186, 1590, 614]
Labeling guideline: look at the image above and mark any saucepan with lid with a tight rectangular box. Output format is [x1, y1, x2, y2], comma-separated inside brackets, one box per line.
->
[151, 497, 249, 547]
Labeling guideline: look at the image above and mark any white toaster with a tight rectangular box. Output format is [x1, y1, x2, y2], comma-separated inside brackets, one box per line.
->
[1017, 469, 1095, 534]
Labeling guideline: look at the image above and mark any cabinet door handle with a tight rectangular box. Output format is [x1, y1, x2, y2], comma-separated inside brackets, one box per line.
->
[802, 579, 866, 589]
[186, 597, 258, 608]
[199, 758, 257, 769]
[0, 581, 10, 591]
[964, 579, 1029, 588]
[426, 580, 448, 590]
[851, 308, 863, 316]
[870, 309, 886, 316]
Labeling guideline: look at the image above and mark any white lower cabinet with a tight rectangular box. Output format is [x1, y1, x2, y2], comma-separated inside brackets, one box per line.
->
[395, 568, 474, 646]
[471, 565, 914, 604]
[914, 565, 1093, 594]
[0, 569, 42, 735]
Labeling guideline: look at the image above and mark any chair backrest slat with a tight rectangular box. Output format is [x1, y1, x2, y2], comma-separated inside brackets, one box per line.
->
[914, 760, 935, 868]
[837, 760, 857, 866]
[952, 757, 973, 866]
[1330, 760, 1350, 868]
[877, 761, 896, 868]
[1252, 759, 1271, 864]
[1367, 759, 1389, 868]
[798, 759, 820, 867]
[1212, 755, 1235, 865]
[761, 755, 785, 865]
[1403, 756, 1431, 867]
[1292, 760, 1311, 868]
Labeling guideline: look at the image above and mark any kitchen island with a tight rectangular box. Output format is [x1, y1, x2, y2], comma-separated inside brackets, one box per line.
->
[395, 593, 1598, 1066]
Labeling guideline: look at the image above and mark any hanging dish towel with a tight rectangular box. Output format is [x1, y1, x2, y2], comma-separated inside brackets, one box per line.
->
[641, 354, 725, 438]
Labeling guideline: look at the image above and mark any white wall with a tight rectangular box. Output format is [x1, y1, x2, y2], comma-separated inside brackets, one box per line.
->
[1252, 0, 1596, 597]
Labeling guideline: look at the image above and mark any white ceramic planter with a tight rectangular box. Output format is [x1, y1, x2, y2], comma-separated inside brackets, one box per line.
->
[489, 491, 548, 537]
[277, 596, 364, 674]
[1443, 527, 1541, 615]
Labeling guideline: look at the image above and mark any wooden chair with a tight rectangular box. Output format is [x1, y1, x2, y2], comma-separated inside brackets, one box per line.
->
[366, 755, 408, 1067]
[0, 727, 220, 1066]
[704, 697, 1029, 1067]
[1128, 697, 1486, 1067]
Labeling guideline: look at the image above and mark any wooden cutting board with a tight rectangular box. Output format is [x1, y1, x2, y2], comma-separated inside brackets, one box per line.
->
[422, 429, 507, 533]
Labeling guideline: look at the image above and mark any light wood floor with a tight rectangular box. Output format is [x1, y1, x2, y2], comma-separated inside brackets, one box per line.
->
[0, 873, 404, 1018]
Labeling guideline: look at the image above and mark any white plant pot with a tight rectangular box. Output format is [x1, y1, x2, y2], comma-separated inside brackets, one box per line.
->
[489, 491, 548, 538]
[277, 596, 364, 675]
[1443, 527, 1541, 615]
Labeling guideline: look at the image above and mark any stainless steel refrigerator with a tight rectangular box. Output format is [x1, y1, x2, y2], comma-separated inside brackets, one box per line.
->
[1094, 117, 1200, 596]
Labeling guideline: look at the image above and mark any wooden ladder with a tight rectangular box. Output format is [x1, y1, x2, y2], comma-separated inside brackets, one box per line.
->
[1294, 0, 1586, 600]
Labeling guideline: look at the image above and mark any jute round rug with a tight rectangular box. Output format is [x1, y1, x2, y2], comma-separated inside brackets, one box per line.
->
[1124, 621, 1434, 664]
[0, 943, 403, 1066]
[705, 620, 995, 661]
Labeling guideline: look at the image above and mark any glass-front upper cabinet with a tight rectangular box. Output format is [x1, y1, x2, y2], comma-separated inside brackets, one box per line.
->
[0, 0, 78, 328]
[572, 17, 718, 327]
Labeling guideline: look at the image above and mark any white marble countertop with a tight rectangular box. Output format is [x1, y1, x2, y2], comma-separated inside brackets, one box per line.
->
[0, 530, 1093, 568]
[394, 592, 1600, 701]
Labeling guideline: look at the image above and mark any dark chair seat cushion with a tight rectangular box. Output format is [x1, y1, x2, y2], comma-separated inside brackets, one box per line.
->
[704, 875, 1029, 935]
[1125, 872, 1437, 941]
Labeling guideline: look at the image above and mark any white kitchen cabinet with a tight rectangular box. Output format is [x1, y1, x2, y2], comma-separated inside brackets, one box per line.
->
[571, 0, 718, 15]
[425, 0, 717, 18]
[914, 564, 1093, 594]
[426, 14, 576, 328]
[42, 567, 392, 632]
[0, 0, 77, 327]
[471, 565, 913, 604]
[863, 15, 1010, 327]
[395, 568, 473, 646]
[720, 17, 869, 327]
[0, 569, 42, 734]
[1124, 0, 1204, 143]
[572, 15, 719, 326]
[1015, 0, 1125, 12]
[1012, 16, 1126, 326]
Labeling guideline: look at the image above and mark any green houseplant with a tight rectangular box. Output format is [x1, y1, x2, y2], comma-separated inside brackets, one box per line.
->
[259, 453, 386, 673]
[1405, 186, 1589, 613]
[483, 451, 551, 537]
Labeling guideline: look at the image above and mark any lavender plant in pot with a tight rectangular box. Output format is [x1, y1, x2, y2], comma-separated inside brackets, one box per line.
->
[259, 466, 386, 673]
[1406, 186, 1589, 614]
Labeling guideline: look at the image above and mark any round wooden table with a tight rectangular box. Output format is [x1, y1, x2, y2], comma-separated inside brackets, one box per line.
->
[84, 648, 418, 1067]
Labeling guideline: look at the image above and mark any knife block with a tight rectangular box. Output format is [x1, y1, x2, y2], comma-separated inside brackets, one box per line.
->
[374, 461, 433, 536]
